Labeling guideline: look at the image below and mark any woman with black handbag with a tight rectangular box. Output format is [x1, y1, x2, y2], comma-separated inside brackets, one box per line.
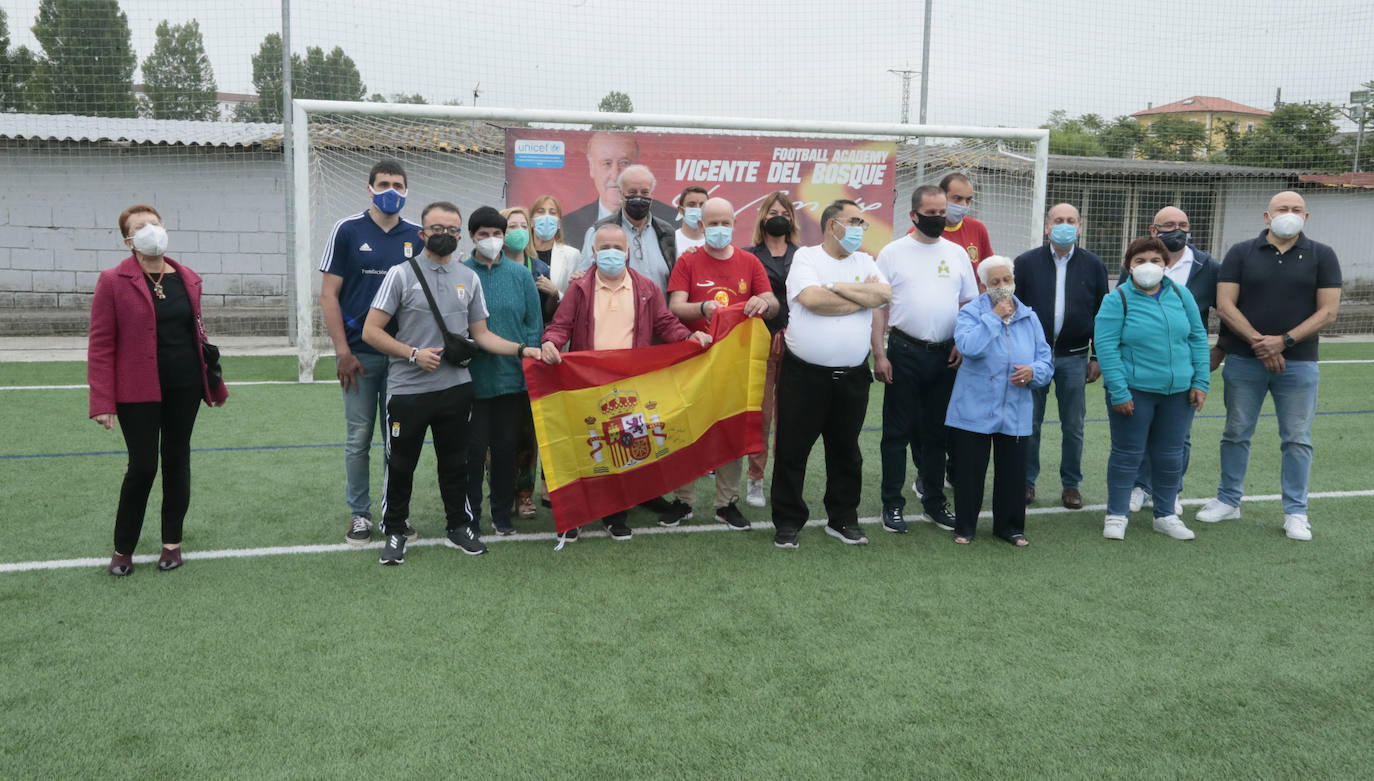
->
[88, 205, 228, 576]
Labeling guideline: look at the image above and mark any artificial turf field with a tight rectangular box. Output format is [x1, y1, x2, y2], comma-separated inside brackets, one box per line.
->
[2, 345, 1372, 779]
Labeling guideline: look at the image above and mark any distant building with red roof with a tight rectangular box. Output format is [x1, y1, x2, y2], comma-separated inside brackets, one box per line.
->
[1131, 96, 1271, 154]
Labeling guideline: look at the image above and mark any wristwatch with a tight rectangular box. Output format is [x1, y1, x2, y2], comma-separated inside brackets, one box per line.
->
[408, 347, 418, 364]
[1282, 332, 1296, 349]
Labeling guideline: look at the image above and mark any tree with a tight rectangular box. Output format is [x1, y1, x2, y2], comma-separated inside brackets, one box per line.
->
[139, 19, 218, 120]
[1222, 102, 1347, 172]
[1043, 111, 1104, 157]
[1097, 116, 1145, 159]
[237, 34, 367, 122]
[30, 0, 138, 117]
[368, 92, 427, 104]
[1139, 115, 1209, 161]
[594, 90, 633, 130]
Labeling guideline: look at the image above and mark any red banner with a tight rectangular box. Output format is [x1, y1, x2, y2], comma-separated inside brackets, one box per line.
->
[506, 129, 896, 256]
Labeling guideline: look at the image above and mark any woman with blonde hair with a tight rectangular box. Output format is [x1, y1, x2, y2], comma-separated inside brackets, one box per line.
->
[528, 195, 581, 296]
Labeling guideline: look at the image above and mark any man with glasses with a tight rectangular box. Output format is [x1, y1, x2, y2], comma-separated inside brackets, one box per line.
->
[576, 164, 677, 295]
[873, 185, 979, 534]
[318, 159, 424, 546]
[1120, 205, 1223, 514]
[771, 199, 891, 549]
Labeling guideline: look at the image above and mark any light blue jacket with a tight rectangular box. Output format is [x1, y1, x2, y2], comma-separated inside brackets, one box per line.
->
[946, 294, 1054, 436]
[1093, 276, 1210, 406]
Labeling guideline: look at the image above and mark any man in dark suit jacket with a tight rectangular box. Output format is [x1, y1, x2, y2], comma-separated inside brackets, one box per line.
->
[561, 131, 680, 250]
[1012, 203, 1108, 510]
[1119, 206, 1224, 512]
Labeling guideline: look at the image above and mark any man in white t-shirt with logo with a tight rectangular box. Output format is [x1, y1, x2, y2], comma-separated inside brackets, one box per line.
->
[873, 185, 979, 535]
[771, 199, 892, 549]
[674, 185, 708, 257]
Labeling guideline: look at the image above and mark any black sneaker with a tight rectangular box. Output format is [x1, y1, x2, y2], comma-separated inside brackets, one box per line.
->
[773, 527, 799, 549]
[922, 504, 956, 531]
[638, 496, 673, 513]
[604, 518, 633, 541]
[346, 515, 372, 546]
[379, 534, 406, 565]
[493, 519, 517, 536]
[825, 524, 869, 545]
[444, 526, 488, 556]
[403, 524, 418, 542]
[657, 499, 694, 528]
[560, 526, 580, 542]
[714, 502, 751, 530]
[882, 506, 908, 533]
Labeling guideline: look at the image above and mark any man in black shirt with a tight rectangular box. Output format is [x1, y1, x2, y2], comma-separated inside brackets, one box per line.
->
[1195, 191, 1342, 541]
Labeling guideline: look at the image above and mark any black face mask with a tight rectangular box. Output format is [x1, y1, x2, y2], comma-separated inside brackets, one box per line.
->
[425, 234, 458, 257]
[914, 213, 946, 239]
[764, 215, 792, 237]
[623, 195, 652, 220]
[1156, 228, 1188, 252]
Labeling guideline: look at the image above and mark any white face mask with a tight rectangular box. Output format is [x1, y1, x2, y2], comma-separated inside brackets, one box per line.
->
[1131, 263, 1165, 289]
[476, 236, 504, 259]
[1269, 212, 1305, 239]
[130, 223, 168, 257]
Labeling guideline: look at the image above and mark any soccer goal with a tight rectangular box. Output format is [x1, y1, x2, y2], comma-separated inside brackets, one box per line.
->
[290, 99, 1049, 381]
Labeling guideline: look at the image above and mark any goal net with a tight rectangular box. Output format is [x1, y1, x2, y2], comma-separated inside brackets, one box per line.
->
[292, 100, 1048, 381]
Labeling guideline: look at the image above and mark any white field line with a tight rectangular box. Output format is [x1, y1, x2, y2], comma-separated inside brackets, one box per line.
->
[4, 359, 1373, 392]
[4, 490, 1373, 574]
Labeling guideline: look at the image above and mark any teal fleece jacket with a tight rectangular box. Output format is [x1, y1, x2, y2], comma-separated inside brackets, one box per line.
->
[1093, 276, 1210, 405]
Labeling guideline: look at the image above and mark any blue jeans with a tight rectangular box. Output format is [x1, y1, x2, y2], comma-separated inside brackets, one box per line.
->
[341, 352, 390, 518]
[1217, 355, 1319, 514]
[1106, 389, 1195, 518]
[1133, 432, 1191, 497]
[1027, 353, 1087, 490]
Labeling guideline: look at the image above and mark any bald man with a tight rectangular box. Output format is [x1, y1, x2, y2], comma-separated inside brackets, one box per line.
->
[1013, 203, 1108, 509]
[1119, 205, 1224, 514]
[659, 197, 778, 530]
[1196, 191, 1341, 541]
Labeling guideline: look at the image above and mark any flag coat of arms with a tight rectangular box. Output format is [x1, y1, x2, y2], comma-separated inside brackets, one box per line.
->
[523, 304, 768, 532]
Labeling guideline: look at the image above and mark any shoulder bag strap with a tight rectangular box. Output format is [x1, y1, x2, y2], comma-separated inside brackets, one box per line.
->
[407, 258, 454, 340]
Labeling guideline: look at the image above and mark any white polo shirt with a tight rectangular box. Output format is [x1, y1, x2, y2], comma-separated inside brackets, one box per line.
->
[875, 235, 977, 343]
[784, 244, 886, 367]
[1164, 246, 1194, 287]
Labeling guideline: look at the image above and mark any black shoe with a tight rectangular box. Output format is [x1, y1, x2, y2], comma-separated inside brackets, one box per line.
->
[882, 506, 908, 533]
[560, 526, 580, 542]
[444, 526, 488, 556]
[638, 496, 673, 513]
[493, 519, 517, 536]
[714, 502, 750, 530]
[346, 515, 373, 546]
[379, 534, 406, 565]
[825, 524, 869, 545]
[657, 499, 694, 527]
[604, 518, 633, 541]
[403, 524, 418, 542]
[921, 504, 956, 531]
[773, 527, 799, 549]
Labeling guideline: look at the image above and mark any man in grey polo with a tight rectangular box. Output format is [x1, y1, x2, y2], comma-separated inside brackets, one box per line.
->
[363, 201, 559, 565]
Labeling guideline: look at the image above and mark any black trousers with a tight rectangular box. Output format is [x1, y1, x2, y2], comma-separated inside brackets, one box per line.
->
[382, 383, 473, 535]
[770, 350, 872, 532]
[466, 391, 525, 532]
[947, 427, 1027, 540]
[879, 332, 957, 512]
[112, 385, 203, 554]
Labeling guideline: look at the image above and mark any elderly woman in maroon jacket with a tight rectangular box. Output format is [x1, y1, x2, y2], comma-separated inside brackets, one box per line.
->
[88, 204, 228, 576]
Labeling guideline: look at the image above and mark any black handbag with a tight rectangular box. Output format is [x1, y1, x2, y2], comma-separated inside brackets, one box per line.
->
[196, 314, 223, 386]
[408, 259, 477, 367]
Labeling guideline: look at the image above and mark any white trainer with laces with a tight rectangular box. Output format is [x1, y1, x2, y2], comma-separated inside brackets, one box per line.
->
[1129, 486, 1148, 513]
[1174, 497, 1184, 515]
[1153, 514, 1195, 540]
[745, 478, 766, 508]
[1103, 514, 1128, 540]
[1283, 514, 1312, 541]
[1196, 498, 1241, 523]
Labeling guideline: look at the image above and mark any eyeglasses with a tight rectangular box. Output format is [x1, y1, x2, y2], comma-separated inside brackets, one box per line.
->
[1152, 222, 1189, 231]
[424, 225, 461, 236]
[839, 217, 870, 229]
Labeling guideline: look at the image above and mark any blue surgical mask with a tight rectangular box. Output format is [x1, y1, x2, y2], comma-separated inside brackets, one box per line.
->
[682, 207, 702, 229]
[704, 225, 733, 250]
[945, 202, 969, 225]
[595, 248, 627, 275]
[1049, 223, 1077, 247]
[837, 225, 865, 254]
[369, 185, 405, 215]
[533, 214, 559, 241]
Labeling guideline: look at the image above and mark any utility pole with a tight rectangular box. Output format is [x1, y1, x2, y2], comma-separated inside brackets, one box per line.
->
[282, 0, 296, 343]
[917, 0, 933, 182]
[1340, 89, 1369, 173]
[889, 68, 919, 126]
[473, 82, 481, 106]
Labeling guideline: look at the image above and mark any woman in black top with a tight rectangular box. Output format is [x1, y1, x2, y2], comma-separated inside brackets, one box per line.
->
[743, 191, 800, 508]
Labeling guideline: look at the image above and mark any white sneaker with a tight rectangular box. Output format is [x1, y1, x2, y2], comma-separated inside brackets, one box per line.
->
[1174, 497, 1184, 515]
[1103, 514, 1128, 540]
[745, 478, 766, 508]
[1283, 514, 1312, 541]
[1129, 486, 1148, 512]
[1153, 514, 1195, 540]
[1196, 498, 1241, 523]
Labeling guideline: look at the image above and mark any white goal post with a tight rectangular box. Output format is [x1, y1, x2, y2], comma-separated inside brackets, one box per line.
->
[290, 99, 1050, 382]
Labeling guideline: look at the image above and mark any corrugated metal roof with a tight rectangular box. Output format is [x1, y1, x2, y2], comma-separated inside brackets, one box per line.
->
[896, 144, 1302, 178]
[307, 121, 503, 152]
[0, 113, 282, 147]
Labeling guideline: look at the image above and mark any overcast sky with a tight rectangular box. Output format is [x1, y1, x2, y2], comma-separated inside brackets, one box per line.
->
[4, 0, 1371, 130]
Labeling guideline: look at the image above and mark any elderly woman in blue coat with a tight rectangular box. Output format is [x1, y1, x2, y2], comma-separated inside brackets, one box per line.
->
[945, 256, 1054, 545]
[1094, 236, 1210, 541]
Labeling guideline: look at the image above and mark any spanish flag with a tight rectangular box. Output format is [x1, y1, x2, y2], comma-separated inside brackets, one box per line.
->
[524, 304, 768, 532]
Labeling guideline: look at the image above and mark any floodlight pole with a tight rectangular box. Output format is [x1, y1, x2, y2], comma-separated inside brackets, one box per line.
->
[917, 0, 933, 183]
